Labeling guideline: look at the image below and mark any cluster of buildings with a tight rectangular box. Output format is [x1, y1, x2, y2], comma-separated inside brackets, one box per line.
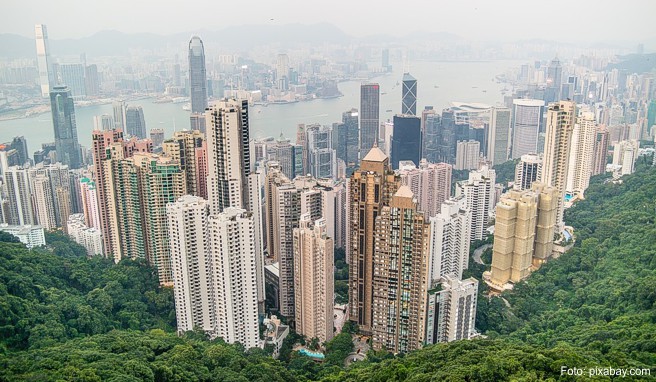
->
[0, 23, 653, 358]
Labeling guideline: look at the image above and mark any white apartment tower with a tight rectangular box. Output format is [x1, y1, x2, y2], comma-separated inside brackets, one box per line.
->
[455, 140, 481, 170]
[514, 153, 542, 191]
[566, 111, 597, 196]
[428, 198, 471, 282]
[425, 275, 478, 344]
[455, 165, 496, 241]
[539, 100, 576, 231]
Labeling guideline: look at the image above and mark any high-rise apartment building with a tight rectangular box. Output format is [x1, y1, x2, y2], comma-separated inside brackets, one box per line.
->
[487, 107, 511, 165]
[125, 105, 147, 139]
[35, 24, 54, 98]
[168, 197, 260, 349]
[265, 135, 299, 181]
[514, 153, 542, 191]
[398, 159, 452, 218]
[205, 98, 265, 314]
[112, 101, 126, 131]
[511, 99, 544, 159]
[591, 125, 609, 176]
[371, 186, 429, 353]
[93, 115, 115, 131]
[489, 182, 557, 288]
[455, 140, 481, 170]
[50, 86, 82, 169]
[293, 215, 334, 343]
[189, 36, 208, 114]
[566, 111, 596, 195]
[162, 130, 208, 199]
[425, 275, 478, 344]
[79, 177, 101, 230]
[401, 73, 417, 116]
[612, 140, 640, 176]
[67, 213, 104, 257]
[391, 114, 421, 169]
[305, 124, 336, 179]
[4, 167, 35, 226]
[31, 175, 57, 230]
[150, 128, 165, 149]
[539, 100, 576, 230]
[348, 146, 400, 334]
[455, 165, 496, 241]
[428, 198, 471, 282]
[360, 83, 380, 153]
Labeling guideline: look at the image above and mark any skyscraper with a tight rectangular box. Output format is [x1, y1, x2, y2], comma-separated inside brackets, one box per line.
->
[612, 140, 640, 176]
[360, 83, 380, 154]
[305, 124, 336, 180]
[546, 57, 563, 102]
[398, 159, 452, 218]
[293, 215, 334, 343]
[371, 186, 429, 353]
[188, 36, 208, 114]
[35, 24, 54, 98]
[422, 108, 441, 163]
[125, 105, 147, 139]
[489, 182, 557, 288]
[391, 114, 421, 169]
[335, 109, 360, 176]
[591, 125, 609, 176]
[511, 99, 544, 159]
[276, 54, 290, 90]
[428, 198, 471, 281]
[455, 165, 496, 241]
[539, 100, 576, 230]
[31, 175, 57, 230]
[93, 115, 115, 131]
[50, 86, 82, 169]
[112, 101, 126, 131]
[59, 64, 87, 98]
[401, 73, 417, 116]
[487, 107, 511, 165]
[455, 140, 481, 170]
[566, 111, 596, 195]
[162, 130, 208, 199]
[348, 146, 400, 334]
[514, 153, 542, 191]
[168, 197, 260, 349]
[79, 177, 101, 230]
[4, 167, 35, 226]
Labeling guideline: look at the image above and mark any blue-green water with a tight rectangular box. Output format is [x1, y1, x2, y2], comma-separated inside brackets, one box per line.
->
[0, 60, 517, 155]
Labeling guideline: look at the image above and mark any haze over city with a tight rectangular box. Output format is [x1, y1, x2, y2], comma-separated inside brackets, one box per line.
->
[0, 1, 654, 381]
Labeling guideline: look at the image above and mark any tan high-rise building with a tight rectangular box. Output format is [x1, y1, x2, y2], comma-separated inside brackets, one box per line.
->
[398, 159, 452, 218]
[162, 130, 208, 199]
[31, 174, 57, 230]
[348, 145, 400, 335]
[371, 186, 429, 353]
[490, 182, 557, 287]
[539, 100, 576, 230]
[566, 111, 597, 196]
[293, 215, 334, 343]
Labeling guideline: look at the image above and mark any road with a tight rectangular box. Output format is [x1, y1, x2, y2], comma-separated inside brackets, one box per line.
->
[473, 243, 493, 265]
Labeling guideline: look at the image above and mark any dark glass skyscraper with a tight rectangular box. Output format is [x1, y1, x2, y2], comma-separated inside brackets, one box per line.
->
[126, 105, 147, 139]
[335, 108, 359, 176]
[360, 83, 380, 155]
[423, 111, 441, 163]
[438, 109, 456, 163]
[391, 115, 421, 169]
[402, 73, 417, 116]
[50, 86, 82, 169]
[188, 36, 207, 114]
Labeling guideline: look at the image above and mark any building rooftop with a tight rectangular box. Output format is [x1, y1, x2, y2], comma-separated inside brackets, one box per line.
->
[362, 145, 388, 162]
[395, 185, 414, 199]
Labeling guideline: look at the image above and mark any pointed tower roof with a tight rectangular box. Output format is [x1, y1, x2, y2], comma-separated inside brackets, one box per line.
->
[395, 185, 414, 198]
[362, 143, 387, 162]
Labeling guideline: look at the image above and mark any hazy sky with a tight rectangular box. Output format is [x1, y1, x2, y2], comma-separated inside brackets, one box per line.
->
[3, 0, 655, 42]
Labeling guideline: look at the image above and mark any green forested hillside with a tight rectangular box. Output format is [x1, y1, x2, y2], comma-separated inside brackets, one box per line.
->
[0, 158, 654, 381]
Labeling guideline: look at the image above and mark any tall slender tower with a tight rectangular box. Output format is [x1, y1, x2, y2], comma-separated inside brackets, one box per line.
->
[293, 215, 334, 343]
[539, 100, 576, 230]
[591, 125, 609, 176]
[360, 83, 380, 154]
[348, 145, 400, 334]
[566, 111, 596, 195]
[50, 86, 82, 169]
[125, 105, 147, 139]
[371, 186, 429, 353]
[188, 36, 208, 114]
[401, 73, 417, 116]
[487, 107, 511, 165]
[511, 99, 545, 159]
[35, 24, 54, 98]
[162, 130, 208, 199]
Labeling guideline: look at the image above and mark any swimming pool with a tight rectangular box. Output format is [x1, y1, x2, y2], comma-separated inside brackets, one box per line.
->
[299, 348, 325, 359]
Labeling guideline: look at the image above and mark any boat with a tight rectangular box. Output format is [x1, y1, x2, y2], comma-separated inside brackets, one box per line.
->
[385, 109, 393, 112]
[434, 85, 439, 88]
[182, 103, 191, 111]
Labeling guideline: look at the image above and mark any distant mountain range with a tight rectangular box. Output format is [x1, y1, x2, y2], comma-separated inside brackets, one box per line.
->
[0, 23, 466, 59]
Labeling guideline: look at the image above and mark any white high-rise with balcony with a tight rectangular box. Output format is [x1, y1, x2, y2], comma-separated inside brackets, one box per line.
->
[428, 198, 471, 282]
